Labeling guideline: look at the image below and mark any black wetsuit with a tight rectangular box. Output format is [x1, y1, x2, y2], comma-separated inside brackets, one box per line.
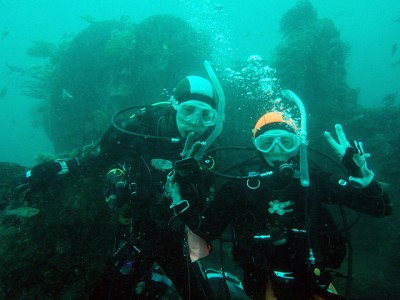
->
[68, 105, 215, 299]
[181, 159, 391, 300]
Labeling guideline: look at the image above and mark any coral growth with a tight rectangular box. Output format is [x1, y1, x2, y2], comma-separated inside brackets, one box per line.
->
[24, 15, 210, 153]
[105, 26, 136, 63]
[272, 0, 356, 139]
[0, 162, 117, 299]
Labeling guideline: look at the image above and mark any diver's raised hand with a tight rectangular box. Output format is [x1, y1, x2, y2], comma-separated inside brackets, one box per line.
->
[324, 124, 351, 158]
[324, 124, 374, 188]
[180, 132, 204, 159]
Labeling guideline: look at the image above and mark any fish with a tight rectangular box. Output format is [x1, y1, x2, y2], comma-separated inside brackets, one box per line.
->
[391, 59, 400, 67]
[80, 15, 97, 24]
[0, 86, 7, 97]
[5, 63, 26, 75]
[344, 114, 364, 124]
[377, 181, 391, 189]
[0, 207, 40, 218]
[1, 27, 9, 40]
[214, 4, 224, 11]
[62, 89, 74, 101]
[392, 43, 397, 56]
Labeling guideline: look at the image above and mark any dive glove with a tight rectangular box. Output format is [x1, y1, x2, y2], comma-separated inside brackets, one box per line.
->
[14, 158, 78, 192]
[324, 124, 374, 188]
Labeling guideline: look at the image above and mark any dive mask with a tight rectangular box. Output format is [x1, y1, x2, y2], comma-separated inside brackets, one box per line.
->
[254, 130, 300, 154]
[175, 100, 217, 127]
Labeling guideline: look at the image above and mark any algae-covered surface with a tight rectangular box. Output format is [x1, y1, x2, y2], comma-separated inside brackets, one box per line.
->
[0, 162, 119, 299]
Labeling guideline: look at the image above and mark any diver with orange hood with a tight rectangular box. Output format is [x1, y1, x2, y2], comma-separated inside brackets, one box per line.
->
[172, 90, 391, 300]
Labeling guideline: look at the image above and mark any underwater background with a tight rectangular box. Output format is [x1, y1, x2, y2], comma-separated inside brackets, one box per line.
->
[0, 0, 399, 299]
[1, 0, 399, 166]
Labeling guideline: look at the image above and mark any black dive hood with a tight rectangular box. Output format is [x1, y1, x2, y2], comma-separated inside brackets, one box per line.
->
[111, 60, 225, 156]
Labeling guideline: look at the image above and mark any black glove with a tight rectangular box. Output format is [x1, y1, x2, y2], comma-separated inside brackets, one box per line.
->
[341, 144, 362, 177]
[324, 124, 374, 188]
[14, 159, 77, 192]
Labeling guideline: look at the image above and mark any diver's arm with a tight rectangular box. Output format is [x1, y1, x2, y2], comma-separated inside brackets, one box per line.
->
[323, 124, 391, 217]
[13, 121, 132, 193]
[12, 149, 108, 193]
[321, 172, 391, 217]
[176, 180, 240, 241]
[13, 114, 144, 193]
[356, 179, 391, 217]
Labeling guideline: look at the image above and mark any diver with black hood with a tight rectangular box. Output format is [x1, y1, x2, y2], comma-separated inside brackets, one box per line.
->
[14, 61, 226, 299]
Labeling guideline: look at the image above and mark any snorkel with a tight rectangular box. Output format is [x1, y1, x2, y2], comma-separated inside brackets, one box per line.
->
[111, 61, 225, 153]
[193, 60, 226, 161]
[281, 90, 310, 187]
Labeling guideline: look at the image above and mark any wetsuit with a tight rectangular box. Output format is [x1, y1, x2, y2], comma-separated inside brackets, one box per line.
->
[181, 159, 391, 300]
[62, 105, 215, 299]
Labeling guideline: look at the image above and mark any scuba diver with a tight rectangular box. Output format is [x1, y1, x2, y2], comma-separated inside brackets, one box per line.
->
[13, 61, 226, 299]
[171, 90, 392, 300]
